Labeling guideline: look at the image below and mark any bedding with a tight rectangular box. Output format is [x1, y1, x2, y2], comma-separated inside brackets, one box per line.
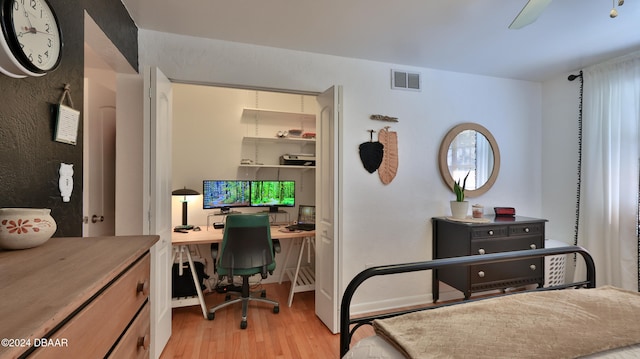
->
[372, 286, 640, 359]
[344, 337, 640, 359]
[340, 246, 640, 359]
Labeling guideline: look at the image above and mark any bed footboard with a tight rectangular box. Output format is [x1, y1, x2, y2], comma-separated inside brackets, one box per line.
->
[339, 246, 595, 357]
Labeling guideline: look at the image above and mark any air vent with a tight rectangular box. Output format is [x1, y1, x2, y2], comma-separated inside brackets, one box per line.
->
[391, 69, 421, 91]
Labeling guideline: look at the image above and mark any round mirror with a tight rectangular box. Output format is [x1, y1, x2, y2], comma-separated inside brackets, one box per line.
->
[438, 123, 500, 198]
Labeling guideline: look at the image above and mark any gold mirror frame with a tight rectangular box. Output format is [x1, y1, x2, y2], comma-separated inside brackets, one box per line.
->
[438, 123, 500, 198]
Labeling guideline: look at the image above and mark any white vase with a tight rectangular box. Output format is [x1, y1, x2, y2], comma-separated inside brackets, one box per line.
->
[0, 208, 57, 250]
[450, 201, 469, 219]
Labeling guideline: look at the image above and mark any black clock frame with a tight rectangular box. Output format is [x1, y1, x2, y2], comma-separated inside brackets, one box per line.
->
[0, 0, 62, 74]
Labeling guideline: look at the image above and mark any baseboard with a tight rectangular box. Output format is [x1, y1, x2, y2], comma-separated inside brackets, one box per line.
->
[349, 293, 432, 316]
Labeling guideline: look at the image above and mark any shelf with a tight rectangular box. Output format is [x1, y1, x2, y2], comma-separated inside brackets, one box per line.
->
[239, 164, 315, 170]
[285, 266, 315, 307]
[286, 266, 315, 292]
[242, 136, 315, 145]
[243, 108, 315, 122]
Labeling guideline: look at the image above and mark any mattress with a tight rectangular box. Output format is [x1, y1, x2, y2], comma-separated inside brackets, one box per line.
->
[344, 336, 640, 359]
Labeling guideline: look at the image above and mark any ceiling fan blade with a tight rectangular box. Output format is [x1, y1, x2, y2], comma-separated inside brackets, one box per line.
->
[509, 0, 552, 29]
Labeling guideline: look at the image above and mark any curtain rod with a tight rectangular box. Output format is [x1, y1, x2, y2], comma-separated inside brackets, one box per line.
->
[568, 72, 583, 81]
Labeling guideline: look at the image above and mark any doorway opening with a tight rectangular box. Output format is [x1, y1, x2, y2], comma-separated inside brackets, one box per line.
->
[83, 13, 138, 237]
[169, 82, 340, 333]
[171, 82, 317, 297]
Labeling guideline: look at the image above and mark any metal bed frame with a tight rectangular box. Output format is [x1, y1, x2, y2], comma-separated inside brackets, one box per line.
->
[339, 246, 596, 357]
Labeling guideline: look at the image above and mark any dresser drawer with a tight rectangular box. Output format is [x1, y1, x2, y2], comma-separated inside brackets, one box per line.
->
[470, 236, 544, 286]
[471, 259, 543, 286]
[471, 226, 508, 238]
[30, 253, 150, 359]
[108, 302, 150, 359]
[471, 236, 543, 255]
[509, 223, 544, 236]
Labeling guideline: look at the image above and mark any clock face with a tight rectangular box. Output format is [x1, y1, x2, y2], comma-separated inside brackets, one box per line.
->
[2, 0, 62, 74]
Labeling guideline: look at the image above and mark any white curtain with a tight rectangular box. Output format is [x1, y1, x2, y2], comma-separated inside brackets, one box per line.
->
[576, 52, 640, 290]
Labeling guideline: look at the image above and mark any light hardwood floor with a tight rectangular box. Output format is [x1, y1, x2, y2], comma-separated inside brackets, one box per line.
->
[160, 283, 374, 358]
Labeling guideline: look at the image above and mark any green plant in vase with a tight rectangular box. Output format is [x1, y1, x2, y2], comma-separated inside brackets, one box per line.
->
[450, 171, 470, 219]
[453, 171, 470, 202]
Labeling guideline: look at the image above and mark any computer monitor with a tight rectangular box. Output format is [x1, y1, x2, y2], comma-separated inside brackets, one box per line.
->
[250, 180, 295, 212]
[202, 180, 251, 211]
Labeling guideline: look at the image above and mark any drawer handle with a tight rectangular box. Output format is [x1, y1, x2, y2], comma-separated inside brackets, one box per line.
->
[478, 248, 486, 255]
[137, 334, 150, 350]
[530, 244, 537, 249]
[487, 230, 494, 236]
[137, 280, 150, 296]
[524, 227, 530, 233]
[530, 264, 537, 271]
[478, 271, 485, 278]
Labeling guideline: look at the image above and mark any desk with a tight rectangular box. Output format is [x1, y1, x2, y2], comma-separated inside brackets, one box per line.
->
[171, 226, 315, 318]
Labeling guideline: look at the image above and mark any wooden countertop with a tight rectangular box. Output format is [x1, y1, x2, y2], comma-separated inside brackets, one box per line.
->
[0, 235, 159, 359]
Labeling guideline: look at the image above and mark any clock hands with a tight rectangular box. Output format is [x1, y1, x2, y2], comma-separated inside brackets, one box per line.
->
[17, 9, 52, 37]
[19, 27, 53, 36]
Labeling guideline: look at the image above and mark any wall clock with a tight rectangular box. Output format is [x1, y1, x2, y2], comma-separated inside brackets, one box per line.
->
[0, 0, 62, 78]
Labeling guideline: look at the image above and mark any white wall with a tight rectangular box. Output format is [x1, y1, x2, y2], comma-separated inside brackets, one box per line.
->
[541, 75, 583, 250]
[138, 29, 544, 309]
[115, 74, 144, 235]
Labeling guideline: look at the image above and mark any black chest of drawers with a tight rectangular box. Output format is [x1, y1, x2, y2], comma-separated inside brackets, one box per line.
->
[431, 216, 547, 302]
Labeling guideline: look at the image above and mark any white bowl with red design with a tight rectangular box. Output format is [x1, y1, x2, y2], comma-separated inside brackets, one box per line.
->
[0, 208, 57, 250]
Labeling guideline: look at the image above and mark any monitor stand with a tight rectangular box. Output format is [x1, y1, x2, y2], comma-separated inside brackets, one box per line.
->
[174, 224, 194, 230]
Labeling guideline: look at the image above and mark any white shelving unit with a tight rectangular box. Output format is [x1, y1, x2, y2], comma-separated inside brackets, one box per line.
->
[241, 108, 316, 170]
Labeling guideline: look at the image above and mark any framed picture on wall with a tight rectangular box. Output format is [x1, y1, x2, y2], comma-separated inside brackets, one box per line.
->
[54, 104, 80, 145]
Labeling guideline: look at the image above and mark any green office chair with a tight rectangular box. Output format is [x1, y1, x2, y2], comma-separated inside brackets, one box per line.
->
[208, 214, 280, 329]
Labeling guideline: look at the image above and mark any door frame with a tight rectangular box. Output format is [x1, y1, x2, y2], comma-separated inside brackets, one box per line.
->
[83, 12, 139, 237]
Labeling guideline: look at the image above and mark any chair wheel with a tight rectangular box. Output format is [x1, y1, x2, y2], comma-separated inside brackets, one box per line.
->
[225, 294, 231, 301]
[260, 290, 266, 298]
[240, 320, 247, 329]
[273, 306, 280, 314]
[207, 312, 215, 320]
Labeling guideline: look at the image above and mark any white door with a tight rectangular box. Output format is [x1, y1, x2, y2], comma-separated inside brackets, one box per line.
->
[315, 86, 342, 333]
[144, 67, 173, 358]
[82, 79, 116, 237]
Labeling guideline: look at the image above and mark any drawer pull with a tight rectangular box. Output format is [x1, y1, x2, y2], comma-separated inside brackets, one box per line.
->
[524, 227, 530, 233]
[478, 271, 485, 278]
[478, 248, 486, 255]
[137, 280, 150, 296]
[530, 264, 537, 271]
[137, 334, 150, 350]
[487, 230, 494, 236]
[530, 244, 537, 249]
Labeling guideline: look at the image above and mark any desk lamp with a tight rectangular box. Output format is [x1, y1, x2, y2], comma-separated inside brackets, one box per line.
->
[172, 187, 200, 230]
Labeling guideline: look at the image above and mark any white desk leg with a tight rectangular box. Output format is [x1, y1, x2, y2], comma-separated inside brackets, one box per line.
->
[178, 245, 209, 319]
[279, 238, 297, 284]
[288, 237, 309, 307]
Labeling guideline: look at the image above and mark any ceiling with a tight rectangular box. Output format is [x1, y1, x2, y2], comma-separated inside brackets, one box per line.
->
[120, 0, 640, 82]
